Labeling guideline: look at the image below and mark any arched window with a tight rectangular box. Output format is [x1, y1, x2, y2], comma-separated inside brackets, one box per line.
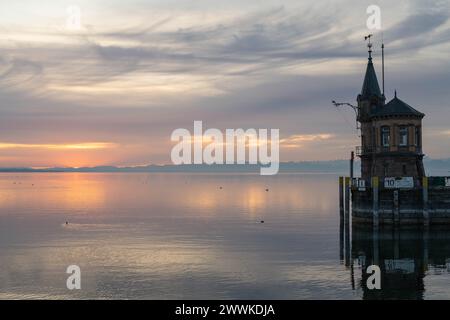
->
[415, 127, 420, 147]
[399, 126, 408, 146]
[381, 126, 390, 147]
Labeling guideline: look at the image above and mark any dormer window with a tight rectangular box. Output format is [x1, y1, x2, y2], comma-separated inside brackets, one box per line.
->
[399, 126, 408, 146]
[381, 126, 390, 147]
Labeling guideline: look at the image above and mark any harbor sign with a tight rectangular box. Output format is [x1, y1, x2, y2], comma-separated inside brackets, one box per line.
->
[384, 177, 414, 189]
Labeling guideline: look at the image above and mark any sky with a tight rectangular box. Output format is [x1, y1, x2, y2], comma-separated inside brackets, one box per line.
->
[0, 0, 449, 167]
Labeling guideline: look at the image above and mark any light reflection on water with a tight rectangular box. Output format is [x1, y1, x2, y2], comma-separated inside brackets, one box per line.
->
[0, 173, 449, 299]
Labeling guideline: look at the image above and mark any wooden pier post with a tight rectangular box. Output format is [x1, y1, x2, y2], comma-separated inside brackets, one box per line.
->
[338, 177, 345, 262]
[339, 177, 344, 213]
[344, 205, 351, 267]
[393, 190, 400, 224]
[422, 177, 430, 226]
[373, 225, 380, 266]
[343, 177, 351, 267]
[345, 177, 350, 213]
[350, 151, 354, 180]
[344, 216, 350, 267]
[339, 210, 344, 262]
[423, 226, 429, 269]
[372, 177, 379, 230]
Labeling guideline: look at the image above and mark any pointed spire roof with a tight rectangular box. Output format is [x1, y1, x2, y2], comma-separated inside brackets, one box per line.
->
[361, 55, 382, 99]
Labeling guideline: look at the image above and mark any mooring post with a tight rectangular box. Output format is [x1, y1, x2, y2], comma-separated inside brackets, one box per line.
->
[339, 176, 344, 213]
[339, 176, 345, 263]
[350, 151, 354, 180]
[344, 223, 350, 267]
[344, 202, 351, 268]
[372, 176, 379, 230]
[339, 209, 344, 262]
[344, 177, 351, 267]
[423, 176, 430, 226]
[373, 224, 380, 266]
[393, 190, 400, 224]
[345, 177, 351, 214]
[423, 225, 429, 269]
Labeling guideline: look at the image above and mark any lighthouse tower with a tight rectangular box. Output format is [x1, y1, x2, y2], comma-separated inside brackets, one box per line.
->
[356, 40, 425, 180]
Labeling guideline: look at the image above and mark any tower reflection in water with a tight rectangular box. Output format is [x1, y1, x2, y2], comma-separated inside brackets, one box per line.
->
[340, 218, 450, 299]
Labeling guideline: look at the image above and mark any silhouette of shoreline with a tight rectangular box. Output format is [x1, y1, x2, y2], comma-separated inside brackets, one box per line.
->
[1, 158, 448, 174]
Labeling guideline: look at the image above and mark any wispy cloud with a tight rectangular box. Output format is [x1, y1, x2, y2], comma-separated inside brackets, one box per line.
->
[0, 0, 449, 166]
[280, 133, 334, 148]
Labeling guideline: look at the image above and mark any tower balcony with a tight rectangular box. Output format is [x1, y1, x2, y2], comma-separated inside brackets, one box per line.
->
[356, 145, 422, 156]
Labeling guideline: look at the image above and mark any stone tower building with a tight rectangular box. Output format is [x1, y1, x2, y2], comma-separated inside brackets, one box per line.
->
[356, 46, 425, 180]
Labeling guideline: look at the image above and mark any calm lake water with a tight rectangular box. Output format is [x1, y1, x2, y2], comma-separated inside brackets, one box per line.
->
[0, 173, 449, 299]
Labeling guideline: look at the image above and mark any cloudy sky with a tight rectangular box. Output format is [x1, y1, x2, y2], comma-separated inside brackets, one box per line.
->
[0, 0, 449, 167]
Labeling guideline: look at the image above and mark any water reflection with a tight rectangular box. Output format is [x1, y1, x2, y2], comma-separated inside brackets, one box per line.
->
[2, 172, 449, 299]
[0, 173, 346, 299]
[341, 221, 450, 299]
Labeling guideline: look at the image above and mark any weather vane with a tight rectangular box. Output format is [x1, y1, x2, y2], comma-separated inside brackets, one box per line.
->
[364, 34, 373, 47]
[365, 34, 373, 59]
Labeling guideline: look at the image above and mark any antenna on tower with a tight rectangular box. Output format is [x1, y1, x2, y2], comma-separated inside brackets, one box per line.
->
[381, 33, 385, 96]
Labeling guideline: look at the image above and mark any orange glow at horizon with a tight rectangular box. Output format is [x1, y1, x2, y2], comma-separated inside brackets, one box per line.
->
[0, 142, 118, 150]
[0, 141, 126, 168]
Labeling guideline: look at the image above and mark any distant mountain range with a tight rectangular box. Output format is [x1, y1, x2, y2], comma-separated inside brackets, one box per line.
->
[1, 158, 449, 175]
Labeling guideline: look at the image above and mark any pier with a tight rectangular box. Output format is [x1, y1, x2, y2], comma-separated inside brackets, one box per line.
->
[339, 176, 450, 225]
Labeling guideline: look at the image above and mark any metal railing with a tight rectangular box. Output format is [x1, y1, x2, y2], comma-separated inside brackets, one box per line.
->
[356, 145, 422, 156]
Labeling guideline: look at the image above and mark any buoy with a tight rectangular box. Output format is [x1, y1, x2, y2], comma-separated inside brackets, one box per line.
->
[260, 220, 264, 223]
[265, 188, 269, 192]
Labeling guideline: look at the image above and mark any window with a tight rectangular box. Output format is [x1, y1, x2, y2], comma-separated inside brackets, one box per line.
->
[381, 126, 390, 147]
[415, 127, 420, 147]
[399, 126, 408, 146]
